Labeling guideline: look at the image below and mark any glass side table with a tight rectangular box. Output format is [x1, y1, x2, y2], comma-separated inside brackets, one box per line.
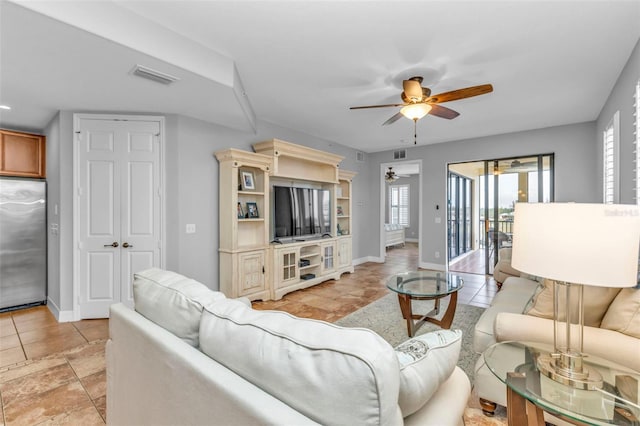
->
[484, 341, 640, 425]
[386, 270, 463, 337]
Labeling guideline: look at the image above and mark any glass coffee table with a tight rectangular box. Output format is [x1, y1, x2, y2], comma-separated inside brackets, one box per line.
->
[484, 341, 640, 425]
[386, 270, 463, 337]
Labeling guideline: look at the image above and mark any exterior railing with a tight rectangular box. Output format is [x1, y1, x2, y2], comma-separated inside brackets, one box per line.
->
[479, 220, 514, 248]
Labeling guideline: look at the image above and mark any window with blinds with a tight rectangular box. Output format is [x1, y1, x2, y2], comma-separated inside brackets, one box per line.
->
[603, 111, 620, 204]
[389, 184, 409, 226]
[635, 80, 639, 205]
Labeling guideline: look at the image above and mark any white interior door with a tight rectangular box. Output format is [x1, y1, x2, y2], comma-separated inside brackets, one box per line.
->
[77, 117, 161, 318]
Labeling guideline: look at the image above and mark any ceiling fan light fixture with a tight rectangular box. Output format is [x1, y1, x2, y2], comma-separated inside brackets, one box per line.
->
[400, 103, 432, 120]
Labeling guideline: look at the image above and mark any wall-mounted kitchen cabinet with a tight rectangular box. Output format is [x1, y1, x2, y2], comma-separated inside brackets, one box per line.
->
[0, 129, 46, 178]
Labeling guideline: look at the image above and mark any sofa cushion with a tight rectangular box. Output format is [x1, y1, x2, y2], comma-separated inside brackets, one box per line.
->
[199, 299, 402, 426]
[133, 268, 225, 347]
[601, 288, 640, 338]
[395, 329, 462, 417]
[473, 277, 540, 353]
[525, 279, 621, 327]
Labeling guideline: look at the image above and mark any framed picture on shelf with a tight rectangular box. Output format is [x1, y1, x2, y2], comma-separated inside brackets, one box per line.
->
[246, 202, 259, 218]
[237, 202, 245, 219]
[240, 169, 255, 191]
[337, 205, 343, 216]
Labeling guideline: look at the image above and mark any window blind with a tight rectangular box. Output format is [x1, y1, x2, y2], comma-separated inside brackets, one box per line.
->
[635, 80, 639, 205]
[603, 111, 619, 204]
[390, 184, 409, 226]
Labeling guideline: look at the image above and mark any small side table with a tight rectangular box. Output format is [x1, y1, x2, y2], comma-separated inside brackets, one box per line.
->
[386, 271, 463, 337]
[484, 341, 640, 425]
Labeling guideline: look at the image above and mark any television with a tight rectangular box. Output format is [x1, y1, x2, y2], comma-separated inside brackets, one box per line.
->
[273, 186, 331, 240]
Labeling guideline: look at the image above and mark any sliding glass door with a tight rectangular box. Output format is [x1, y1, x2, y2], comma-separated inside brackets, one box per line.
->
[480, 154, 554, 274]
[448, 172, 473, 260]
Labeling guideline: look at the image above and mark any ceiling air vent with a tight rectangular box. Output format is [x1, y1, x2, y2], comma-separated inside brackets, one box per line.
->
[356, 151, 365, 162]
[131, 65, 180, 85]
[393, 149, 407, 160]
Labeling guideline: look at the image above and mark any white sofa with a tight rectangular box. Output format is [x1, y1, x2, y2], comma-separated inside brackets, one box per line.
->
[473, 274, 640, 417]
[107, 268, 471, 425]
[385, 223, 406, 248]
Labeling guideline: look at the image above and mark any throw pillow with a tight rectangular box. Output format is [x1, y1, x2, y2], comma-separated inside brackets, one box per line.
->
[200, 299, 402, 425]
[524, 279, 621, 327]
[133, 268, 225, 347]
[395, 329, 462, 417]
[600, 288, 640, 338]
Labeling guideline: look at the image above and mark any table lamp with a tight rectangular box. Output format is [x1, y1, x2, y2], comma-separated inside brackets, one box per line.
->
[511, 202, 640, 390]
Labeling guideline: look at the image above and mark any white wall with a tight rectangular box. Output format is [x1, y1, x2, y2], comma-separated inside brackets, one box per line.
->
[596, 38, 639, 205]
[368, 121, 599, 267]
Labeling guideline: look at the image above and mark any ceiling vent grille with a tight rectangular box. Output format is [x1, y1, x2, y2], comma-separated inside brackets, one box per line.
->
[393, 149, 407, 160]
[131, 65, 180, 85]
[356, 151, 365, 162]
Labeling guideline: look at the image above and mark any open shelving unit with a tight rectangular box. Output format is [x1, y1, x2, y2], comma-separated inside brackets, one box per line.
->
[216, 140, 356, 301]
[215, 148, 272, 300]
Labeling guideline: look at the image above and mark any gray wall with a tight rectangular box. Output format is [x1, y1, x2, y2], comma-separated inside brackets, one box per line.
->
[596, 38, 639, 205]
[44, 112, 368, 312]
[42, 37, 637, 310]
[368, 122, 599, 267]
[44, 113, 60, 310]
[384, 174, 420, 240]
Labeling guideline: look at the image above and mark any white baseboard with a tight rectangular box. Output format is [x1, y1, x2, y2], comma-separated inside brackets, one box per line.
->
[47, 297, 74, 322]
[352, 256, 384, 265]
[405, 238, 418, 243]
[419, 261, 446, 271]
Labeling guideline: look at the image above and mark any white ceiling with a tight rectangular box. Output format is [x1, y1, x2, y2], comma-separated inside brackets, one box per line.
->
[1, 1, 639, 153]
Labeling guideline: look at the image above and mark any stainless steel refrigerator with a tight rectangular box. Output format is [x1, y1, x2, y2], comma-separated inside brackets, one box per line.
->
[0, 177, 47, 310]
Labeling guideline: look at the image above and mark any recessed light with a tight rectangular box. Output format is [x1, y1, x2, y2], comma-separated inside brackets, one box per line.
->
[0, 105, 11, 110]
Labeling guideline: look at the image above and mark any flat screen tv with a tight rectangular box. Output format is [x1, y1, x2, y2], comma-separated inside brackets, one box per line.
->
[273, 186, 331, 240]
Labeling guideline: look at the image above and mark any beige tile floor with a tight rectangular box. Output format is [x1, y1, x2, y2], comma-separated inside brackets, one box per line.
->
[0, 307, 108, 425]
[0, 243, 506, 425]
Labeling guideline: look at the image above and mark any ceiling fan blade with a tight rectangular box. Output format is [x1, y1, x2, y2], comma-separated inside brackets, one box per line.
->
[403, 79, 423, 101]
[428, 104, 460, 120]
[426, 84, 493, 103]
[382, 112, 404, 126]
[350, 103, 406, 110]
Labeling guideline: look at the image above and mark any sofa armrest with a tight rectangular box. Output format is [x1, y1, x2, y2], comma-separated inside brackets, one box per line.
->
[404, 367, 470, 426]
[495, 313, 640, 372]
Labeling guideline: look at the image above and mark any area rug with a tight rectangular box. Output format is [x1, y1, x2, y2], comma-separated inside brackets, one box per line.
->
[335, 293, 484, 382]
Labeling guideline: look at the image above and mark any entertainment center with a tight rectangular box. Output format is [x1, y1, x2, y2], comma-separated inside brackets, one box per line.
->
[215, 139, 356, 301]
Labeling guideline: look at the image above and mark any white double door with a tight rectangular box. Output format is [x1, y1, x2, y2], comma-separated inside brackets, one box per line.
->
[76, 116, 162, 318]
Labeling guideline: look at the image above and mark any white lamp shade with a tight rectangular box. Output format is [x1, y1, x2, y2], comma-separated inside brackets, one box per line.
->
[400, 103, 432, 120]
[512, 203, 640, 287]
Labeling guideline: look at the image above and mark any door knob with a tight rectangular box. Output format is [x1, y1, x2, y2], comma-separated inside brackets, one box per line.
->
[122, 242, 133, 248]
[104, 242, 119, 248]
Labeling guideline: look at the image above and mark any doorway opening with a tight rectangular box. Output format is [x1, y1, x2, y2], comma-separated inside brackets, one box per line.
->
[447, 154, 554, 275]
[379, 160, 422, 269]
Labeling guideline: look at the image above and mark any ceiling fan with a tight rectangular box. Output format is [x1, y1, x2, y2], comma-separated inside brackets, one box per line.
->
[384, 167, 408, 183]
[508, 159, 538, 169]
[350, 76, 493, 144]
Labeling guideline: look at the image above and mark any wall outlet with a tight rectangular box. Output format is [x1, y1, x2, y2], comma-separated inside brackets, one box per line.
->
[186, 224, 196, 234]
[435, 251, 440, 259]
[435, 217, 442, 224]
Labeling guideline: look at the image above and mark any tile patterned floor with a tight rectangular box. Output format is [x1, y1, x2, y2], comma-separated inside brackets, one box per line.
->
[0, 243, 506, 425]
[0, 307, 107, 425]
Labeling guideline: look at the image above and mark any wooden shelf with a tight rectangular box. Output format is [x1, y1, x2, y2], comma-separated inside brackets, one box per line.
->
[337, 215, 350, 219]
[238, 190, 265, 196]
[238, 218, 265, 222]
[300, 264, 320, 271]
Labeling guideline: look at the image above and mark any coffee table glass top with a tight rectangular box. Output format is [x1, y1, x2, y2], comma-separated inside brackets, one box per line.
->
[386, 270, 463, 297]
[484, 341, 640, 425]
